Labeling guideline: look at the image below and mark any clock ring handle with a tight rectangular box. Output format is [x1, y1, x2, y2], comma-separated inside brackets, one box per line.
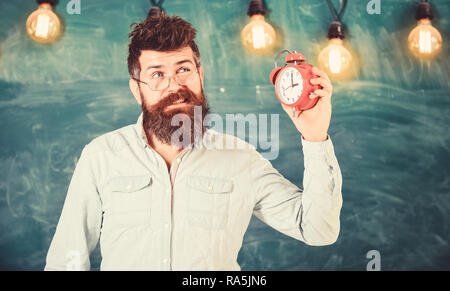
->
[273, 49, 293, 69]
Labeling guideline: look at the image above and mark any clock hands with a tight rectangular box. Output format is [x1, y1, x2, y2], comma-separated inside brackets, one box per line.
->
[284, 72, 299, 91]
[283, 83, 299, 91]
[281, 72, 300, 103]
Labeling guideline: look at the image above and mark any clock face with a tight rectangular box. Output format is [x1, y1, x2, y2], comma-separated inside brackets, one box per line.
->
[275, 67, 304, 105]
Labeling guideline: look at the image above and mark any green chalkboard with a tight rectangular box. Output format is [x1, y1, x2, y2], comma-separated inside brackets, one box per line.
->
[0, 0, 449, 270]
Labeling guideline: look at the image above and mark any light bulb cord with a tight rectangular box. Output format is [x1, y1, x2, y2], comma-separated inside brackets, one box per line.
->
[247, 0, 266, 17]
[416, 1, 433, 20]
[325, 1, 347, 40]
[150, 0, 165, 9]
[325, 0, 347, 22]
[36, 0, 57, 6]
[148, 0, 165, 17]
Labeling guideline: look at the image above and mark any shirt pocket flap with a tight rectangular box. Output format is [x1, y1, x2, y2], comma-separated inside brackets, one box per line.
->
[187, 175, 233, 194]
[109, 175, 153, 193]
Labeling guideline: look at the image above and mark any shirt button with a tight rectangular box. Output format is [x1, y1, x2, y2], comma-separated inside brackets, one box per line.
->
[126, 185, 132, 191]
[163, 258, 168, 263]
[208, 185, 213, 191]
[164, 223, 169, 229]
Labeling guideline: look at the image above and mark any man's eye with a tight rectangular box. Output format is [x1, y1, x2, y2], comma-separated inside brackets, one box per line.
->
[151, 72, 163, 79]
[178, 67, 191, 74]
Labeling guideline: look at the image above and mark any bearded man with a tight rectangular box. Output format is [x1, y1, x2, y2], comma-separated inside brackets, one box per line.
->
[45, 13, 342, 271]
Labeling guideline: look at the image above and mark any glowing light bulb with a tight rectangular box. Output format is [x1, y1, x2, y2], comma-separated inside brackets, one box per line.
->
[318, 38, 353, 79]
[241, 14, 276, 55]
[26, 3, 62, 43]
[317, 21, 355, 80]
[408, 18, 442, 59]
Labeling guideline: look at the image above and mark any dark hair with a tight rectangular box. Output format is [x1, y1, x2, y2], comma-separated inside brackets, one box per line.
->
[127, 13, 201, 79]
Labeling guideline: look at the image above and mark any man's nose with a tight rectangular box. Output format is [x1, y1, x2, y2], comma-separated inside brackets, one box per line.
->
[166, 76, 182, 93]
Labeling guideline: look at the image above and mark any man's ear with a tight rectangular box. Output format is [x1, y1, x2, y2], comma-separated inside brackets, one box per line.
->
[129, 78, 142, 105]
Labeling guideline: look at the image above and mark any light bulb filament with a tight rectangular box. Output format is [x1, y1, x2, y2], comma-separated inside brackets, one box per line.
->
[251, 25, 266, 49]
[419, 29, 432, 54]
[329, 49, 342, 74]
[35, 14, 50, 38]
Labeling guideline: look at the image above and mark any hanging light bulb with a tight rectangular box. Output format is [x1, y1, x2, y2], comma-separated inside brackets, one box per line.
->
[318, 21, 354, 79]
[408, 1, 442, 59]
[241, 0, 276, 55]
[26, 0, 62, 44]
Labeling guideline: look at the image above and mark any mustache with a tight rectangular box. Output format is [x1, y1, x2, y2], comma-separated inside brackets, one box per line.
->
[156, 88, 203, 109]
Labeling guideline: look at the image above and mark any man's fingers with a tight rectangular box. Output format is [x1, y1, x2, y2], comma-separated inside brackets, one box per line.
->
[312, 89, 332, 102]
[310, 77, 332, 93]
[312, 66, 331, 82]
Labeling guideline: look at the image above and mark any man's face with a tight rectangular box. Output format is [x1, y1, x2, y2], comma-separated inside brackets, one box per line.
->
[130, 46, 210, 147]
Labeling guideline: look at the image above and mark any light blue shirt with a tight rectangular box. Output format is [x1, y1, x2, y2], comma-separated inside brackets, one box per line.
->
[45, 113, 343, 271]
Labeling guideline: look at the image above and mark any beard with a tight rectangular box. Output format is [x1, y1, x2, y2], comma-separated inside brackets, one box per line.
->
[141, 87, 210, 148]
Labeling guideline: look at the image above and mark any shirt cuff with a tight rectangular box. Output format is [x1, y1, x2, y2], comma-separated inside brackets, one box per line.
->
[301, 134, 336, 160]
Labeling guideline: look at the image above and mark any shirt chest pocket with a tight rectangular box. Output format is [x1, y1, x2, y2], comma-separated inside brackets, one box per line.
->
[107, 175, 153, 229]
[186, 175, 233, 230]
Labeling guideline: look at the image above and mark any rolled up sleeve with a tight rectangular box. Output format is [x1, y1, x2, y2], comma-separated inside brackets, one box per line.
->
[44, 146, 102, 270]
[251, 134, 343, 246]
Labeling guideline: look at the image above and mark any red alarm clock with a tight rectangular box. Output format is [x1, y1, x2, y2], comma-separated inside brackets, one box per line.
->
[269, 49, 321, 117]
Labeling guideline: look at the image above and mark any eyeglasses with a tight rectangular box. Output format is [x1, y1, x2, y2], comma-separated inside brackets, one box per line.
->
[133, 67, 199, 91]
